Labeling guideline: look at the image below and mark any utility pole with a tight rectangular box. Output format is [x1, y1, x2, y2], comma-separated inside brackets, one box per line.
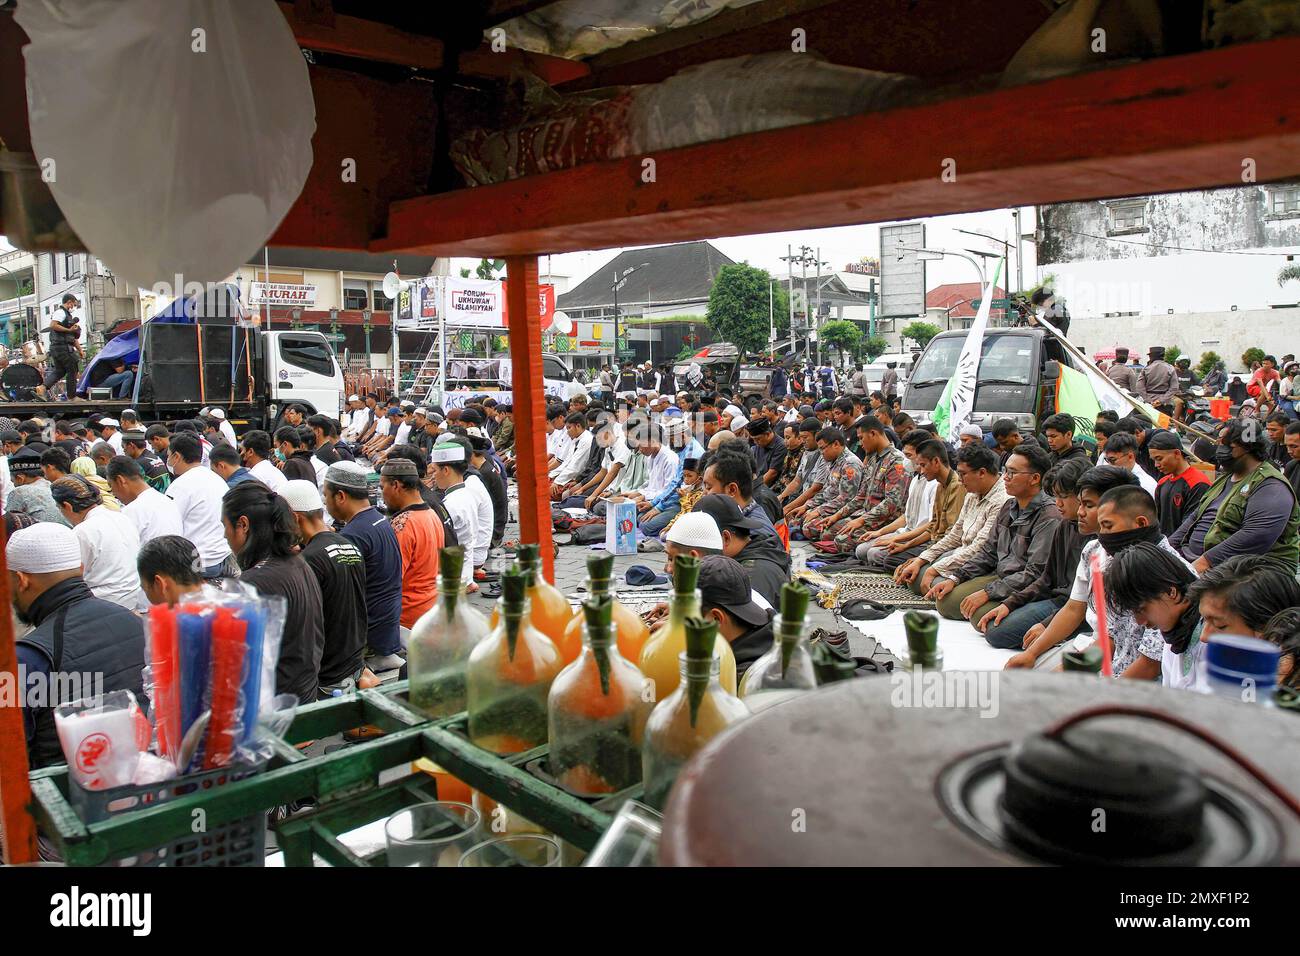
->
[1011, 208, 1024, 294]
[799, 244, 812, 369]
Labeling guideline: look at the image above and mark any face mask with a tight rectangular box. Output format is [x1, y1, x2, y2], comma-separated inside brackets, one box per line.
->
[275, 449, 287, 463]
[1213, 445, 1235, 471]
[1097, 522, 1162, 557]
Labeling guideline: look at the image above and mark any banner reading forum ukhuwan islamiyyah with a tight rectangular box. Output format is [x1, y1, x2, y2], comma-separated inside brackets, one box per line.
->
[410, 277, 554, 329]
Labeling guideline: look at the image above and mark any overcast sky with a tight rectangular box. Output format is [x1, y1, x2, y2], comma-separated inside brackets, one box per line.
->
[3, 204, 1040, 294]
[452, 205, 1040, 292]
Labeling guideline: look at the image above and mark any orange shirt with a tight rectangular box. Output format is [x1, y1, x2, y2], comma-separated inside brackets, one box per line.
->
[389, 504, 445, 629]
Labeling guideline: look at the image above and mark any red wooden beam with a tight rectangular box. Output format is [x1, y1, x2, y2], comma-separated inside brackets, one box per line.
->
[278, 1, 445, 70]
[269, 64, 439, 251]
[372, 37, 1300, 258]
[503, 255, 555, 583]
[0, 521, 37, 865]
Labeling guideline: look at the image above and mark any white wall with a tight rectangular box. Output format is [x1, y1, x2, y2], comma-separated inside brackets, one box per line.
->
[1069, 307, 1300, 371]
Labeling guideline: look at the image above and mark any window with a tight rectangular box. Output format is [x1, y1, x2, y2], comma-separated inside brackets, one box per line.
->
[1107, 201, 1146, 233]
[374, 291, 394, 312]
[63, 254, 81, 279]
[543, 356, 571, 381]
[343, 286, 369, 311]
[1267, 186, 1300, 216]
[279, 334, 337, 377]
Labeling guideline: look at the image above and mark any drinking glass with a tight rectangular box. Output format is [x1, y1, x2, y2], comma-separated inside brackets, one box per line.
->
[384, 801, 480, 867]
[582, 800, 662, 867]
[457, 834, 562, 867]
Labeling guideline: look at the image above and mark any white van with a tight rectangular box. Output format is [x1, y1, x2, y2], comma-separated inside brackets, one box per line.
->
[862, 351, 917, 395]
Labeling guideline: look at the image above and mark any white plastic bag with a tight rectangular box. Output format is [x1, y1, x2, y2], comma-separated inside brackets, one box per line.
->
[17, 0, 315, 292]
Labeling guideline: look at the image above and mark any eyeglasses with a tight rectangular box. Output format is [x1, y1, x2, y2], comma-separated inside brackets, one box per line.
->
[1003, 468, 1033, 477]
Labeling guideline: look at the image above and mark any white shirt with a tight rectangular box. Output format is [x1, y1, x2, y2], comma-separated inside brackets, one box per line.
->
[904, 475, 938, 532]
[106, 431, 124, 454]
[166, 465, 232, 567]
[124, 485, 183, 545]
[394, 422, 413, 445]
[464, 474, 494, 567]
[218, 420, 237, 447]
[1162, 635, 1206, 691]
[311, 455, 328, 490]
[374, 418, 392, 439]
[76, 506, 146, 610]
[249, 458, 285, 492]
[641, 445, 680, 503]
[552, 430, 594, 485]
[442, 482, 486, 578]
[1126, 462, 1158, 496]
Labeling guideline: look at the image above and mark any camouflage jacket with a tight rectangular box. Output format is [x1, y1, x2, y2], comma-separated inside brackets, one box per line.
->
[810, 449, 865, 511]
[844, 446, 908, 529]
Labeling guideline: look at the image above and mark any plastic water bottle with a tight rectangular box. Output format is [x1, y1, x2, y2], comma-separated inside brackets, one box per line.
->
[1203, 635, 1280, 706]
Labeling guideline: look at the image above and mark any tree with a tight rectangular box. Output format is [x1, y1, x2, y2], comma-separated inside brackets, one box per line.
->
[819, 320, 861, 366]
[1165, 346, 1182, 365]
[859, 334, 890, 363]
[476, 258, 506, 280]
[1278, 263, 1300, 287]
[706, 264, 784, 354]
[1196, 351, 1221, 378]
[900, 321, 941, 350]
[1242, 347, 1266, 369]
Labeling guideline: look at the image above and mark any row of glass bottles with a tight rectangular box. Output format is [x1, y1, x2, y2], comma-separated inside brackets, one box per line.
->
[407, 545, 819, 817]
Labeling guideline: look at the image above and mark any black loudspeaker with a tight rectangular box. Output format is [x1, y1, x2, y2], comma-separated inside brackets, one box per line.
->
[143, 324, 255, 404]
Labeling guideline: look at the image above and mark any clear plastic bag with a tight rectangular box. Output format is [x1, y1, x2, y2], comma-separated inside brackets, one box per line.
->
[140, 584, 291, 775]
[15, 0, 315, 292]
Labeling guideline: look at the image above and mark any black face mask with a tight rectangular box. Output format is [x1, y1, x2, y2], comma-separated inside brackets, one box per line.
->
[1213, 445, 1235, 471]
[1097, 522, 1163, 557]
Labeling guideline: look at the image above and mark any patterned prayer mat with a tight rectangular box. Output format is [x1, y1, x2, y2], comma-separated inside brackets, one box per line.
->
[816, 571, 936, 610]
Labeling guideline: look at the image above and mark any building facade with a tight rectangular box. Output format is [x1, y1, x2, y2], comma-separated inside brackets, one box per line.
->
[1037, 183, 1300, 363]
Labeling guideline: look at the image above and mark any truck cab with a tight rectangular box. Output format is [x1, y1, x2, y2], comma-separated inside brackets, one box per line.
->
[265, 329, 346, 416]
[902, 328, 1076, 434]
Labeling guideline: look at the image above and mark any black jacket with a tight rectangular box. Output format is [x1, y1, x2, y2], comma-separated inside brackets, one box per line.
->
[736, 531, 792, 609]
[1003, 520, 1088, 611]
[283, 450, 317, 483]
[471, 463, 508, 545]
[18, 578, 146, 769]
[731, 615, 776, 680]
[1051, 442, 1091, 467]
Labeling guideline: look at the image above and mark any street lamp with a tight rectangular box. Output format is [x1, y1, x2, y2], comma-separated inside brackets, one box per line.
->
[611, 261, 650, 364]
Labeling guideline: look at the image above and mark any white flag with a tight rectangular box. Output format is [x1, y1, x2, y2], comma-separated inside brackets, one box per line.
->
[945, 260, 1003, 442]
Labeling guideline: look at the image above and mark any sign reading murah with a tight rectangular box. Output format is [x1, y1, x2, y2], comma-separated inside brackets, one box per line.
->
[249, 282, 317, 307]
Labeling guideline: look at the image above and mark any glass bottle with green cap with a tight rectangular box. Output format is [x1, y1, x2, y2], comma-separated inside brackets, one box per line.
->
[467, 565, 563, 755]
[903, 610, 943, 671]
[562, 552, 651, 664]
[407, 546, 491, 718]
[546, 594, 651, 795]
[490, 543, 577, 663]
[639, 555, 737, 701]
[641, 615, 749, 811]
[738, 581, 817, 708]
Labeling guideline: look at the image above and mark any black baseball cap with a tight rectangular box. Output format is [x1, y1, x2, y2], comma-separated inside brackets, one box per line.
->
[693, 494, 765, 533]
[698, 555, 770, 628]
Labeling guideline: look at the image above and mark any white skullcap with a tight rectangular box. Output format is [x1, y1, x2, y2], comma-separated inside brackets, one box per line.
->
[7, 524, 82, 574]
[432, 442, 466, 463]
[209, 408, 227, 420]
[279, 479, 324, 513]
[324, 460, 370, 491]
[99, 418, 119, 428]
[731, 415, 750, 431]
[664, 511, 724, 551]
[414, 407, 428, 416]
[724, 405, 744, 420]
[959, 424, 983, 438]
[348, 394, 360, 402]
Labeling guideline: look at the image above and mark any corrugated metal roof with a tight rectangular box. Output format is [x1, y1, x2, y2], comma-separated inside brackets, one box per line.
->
[926, 281, 1006, 318]
[253, 247, 437, 277]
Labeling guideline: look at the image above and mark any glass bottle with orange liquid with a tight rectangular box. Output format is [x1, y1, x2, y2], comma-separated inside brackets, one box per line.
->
[641, 616, 749, 810]
[639, 555, 736, 702]
[492, 543, 578, 663]
[467, 565, 563, 755]
[563, 552, 651, 664]
[738, 581, 816, 711]
[547, 595, 650, 796]
[407, 546, 490, 718]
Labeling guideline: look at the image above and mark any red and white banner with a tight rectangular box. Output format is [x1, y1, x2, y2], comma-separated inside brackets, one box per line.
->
[404, 277, 554, 329]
